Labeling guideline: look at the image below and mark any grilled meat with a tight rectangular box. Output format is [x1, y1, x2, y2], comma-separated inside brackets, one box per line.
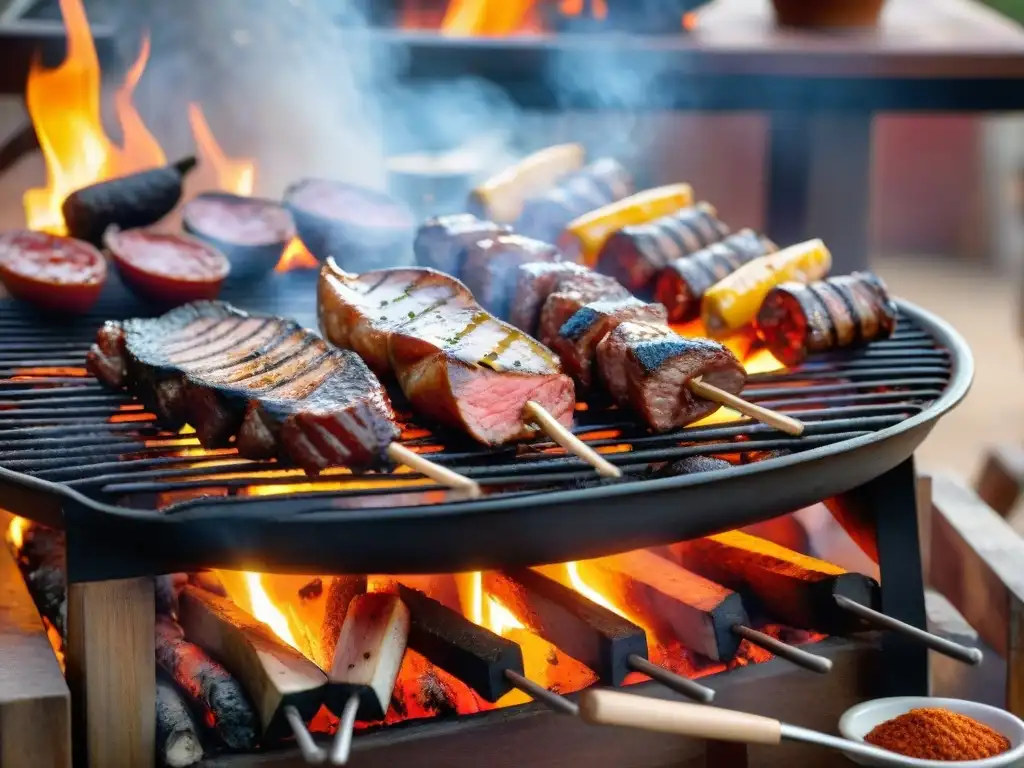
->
[596, 202, 731, 295]
[755, 272, 898, 365]
[552, 297, 667, 393]
[516, 158, 634, 243]
[319, 261, 575, 445]
[413, 214, 511, 275]
[654, 230, 777, 323]
[536, 271, 631, 349]
[509, 262, 590, 336]
[460, 234, 561, 320]
[87, 301, 399, 474]
[597, 322, 745, 431]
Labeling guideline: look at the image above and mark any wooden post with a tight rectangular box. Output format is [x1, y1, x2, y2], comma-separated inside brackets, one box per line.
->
[930, 474, 1024, 715]
[974, 444, 1024, 518]
[0, 533, 71, 768]
[916, 475, 933, 584]
[66, 578, 155, 768]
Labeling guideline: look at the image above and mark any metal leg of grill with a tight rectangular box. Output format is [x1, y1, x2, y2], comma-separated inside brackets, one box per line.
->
[828, 456, 929, 696]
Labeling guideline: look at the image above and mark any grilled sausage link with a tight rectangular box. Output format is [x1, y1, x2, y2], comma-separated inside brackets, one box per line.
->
[596, 203, 731, 295]
[654, 230, 778, 323]
[515, 158, 635, 244]
[701, 239, 832, 338]
[755, 272, 898, 365]
[318, 261, 575, 446]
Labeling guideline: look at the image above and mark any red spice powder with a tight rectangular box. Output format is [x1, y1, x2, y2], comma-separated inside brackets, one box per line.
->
[864, 707, 1011, 761]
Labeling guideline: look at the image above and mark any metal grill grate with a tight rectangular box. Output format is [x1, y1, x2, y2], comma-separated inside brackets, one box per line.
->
[0, 270, 952, 514]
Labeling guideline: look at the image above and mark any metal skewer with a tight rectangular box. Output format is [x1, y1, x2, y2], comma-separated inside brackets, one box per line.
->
[285, 706, 326, 765]
[833, 594, 983, 665]
[730, 625, 832, 674]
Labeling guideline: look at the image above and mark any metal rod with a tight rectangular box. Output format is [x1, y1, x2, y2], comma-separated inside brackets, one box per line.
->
[503, 669, 579, 716]
[626, 654, 715, 703]
[284, 705, 325, 765]
[731, 625, 833, 674]
[833, 594, 983, 665]
[328, 693, 361, 766]
[780, 724, 917, 766]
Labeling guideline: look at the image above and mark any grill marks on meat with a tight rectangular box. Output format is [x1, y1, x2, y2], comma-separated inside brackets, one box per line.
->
[755, 272, 898, 365]
[319, 262, 575, 446]
[598, 322, 746, 431]
[459, 234, 561, 320]
[86, 301, 399, 474]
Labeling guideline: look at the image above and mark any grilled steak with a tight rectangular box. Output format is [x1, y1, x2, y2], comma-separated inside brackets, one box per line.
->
[413, 214, 511, 275]
[596, 321, 746, 432]
[319, 261, 575, 445]
[87, 301, 399, 474]
[460, 234, 561, 320]
[552, 297, 667, 393]
[536, 271, 631, 348]
[509, 261, 590, 335]
[755, 272, 898, 365]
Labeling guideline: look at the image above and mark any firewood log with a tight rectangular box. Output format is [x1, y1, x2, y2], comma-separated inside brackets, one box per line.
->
[156, 678, 204, 767]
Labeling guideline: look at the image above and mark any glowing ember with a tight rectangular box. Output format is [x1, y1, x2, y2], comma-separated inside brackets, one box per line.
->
[244, 572, 301, 651]
[559, 0, 607, 19]
[188, 103, 255, 196]
[565, 562, 621, 616]
[441, 0, 541, 35]
[274, 238, 320, 273]
[6, 516, 27, 551]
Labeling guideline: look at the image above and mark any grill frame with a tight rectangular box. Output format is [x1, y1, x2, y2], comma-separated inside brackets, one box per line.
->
[0, 279, 972, 579]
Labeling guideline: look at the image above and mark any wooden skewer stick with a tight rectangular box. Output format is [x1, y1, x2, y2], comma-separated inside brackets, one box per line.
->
[688, 377, 804, 437]
[386, 443, 483, 498]
[523, 400, 622, 479]
[579, 689, 912, 767]
[326, 593, 411, 766]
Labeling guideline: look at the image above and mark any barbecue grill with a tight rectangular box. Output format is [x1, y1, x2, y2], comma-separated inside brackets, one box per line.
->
[0, 268, 969, 580]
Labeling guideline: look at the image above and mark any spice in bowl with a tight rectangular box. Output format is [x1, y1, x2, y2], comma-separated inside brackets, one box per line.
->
[864, 707, 1011, 761]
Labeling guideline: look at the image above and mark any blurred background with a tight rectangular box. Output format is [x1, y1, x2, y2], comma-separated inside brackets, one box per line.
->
[0, 0, 1022, 480]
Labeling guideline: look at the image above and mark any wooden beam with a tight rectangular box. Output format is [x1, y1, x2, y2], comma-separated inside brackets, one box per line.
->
[66, 578, 155, 768]
[0, 534, 70, 768]
[930, 474, 1024, 715]
[974, 444, 1024, 518]
[917, 475, 933, 584]
[178, 586, 327, 743]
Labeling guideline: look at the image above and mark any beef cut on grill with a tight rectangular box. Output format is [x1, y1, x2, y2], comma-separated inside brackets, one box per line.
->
[318, 262, 575, 446]
[654, 230, 778, 323]
[596, 203, 732, 295]
[755, 272, 898, 365]
[509, 261, 591, 336]
[459, 234, 561, 320]
[536, 271, 632, 350]
[87, 301, 399, 474]
[413, 214, 512, 276]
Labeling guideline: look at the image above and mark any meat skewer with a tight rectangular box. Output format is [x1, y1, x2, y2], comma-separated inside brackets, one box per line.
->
[510, 259, 805, 436]
[317, 260, 621, 479]
[654, 230, 779, 323]
[86, 301, 481, 496]
[595, 202, 731, 294]
[468, 143, 587, 224]
[755, 272, 899, 365]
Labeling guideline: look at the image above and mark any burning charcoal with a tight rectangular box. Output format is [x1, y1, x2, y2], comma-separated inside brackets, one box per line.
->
[284, 178, 416, 271]
[177, 587, 327, 743]
[188, 571, 228, 598]
[417, 669, 459, 718]
[319, 576, 368, 670]
[16, 523, 65, 573]
[182, 192, 295, 284]
[156, 678, 204, 768]
[63, 156, 197, 246]
[298, 578, 323, 601]
[155, 618, 258, 752]
[27, 563, 66, 639]
[652, 456, 732, 478]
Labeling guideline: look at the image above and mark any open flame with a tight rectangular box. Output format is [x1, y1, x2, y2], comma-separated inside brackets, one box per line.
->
[188, 103, 255, 197]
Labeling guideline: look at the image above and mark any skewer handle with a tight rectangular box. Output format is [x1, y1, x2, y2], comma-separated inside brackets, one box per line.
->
[730, 626, 832, 674]
[579, 689, 782, 745]
[386, 443, 482, 498]
[523, 401, 622, 479]
[833, 594, 983, 665]
[688, 378, 804, 437]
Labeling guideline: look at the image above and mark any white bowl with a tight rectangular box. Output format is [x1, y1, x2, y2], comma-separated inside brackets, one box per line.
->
[838, 697, 1024, 767]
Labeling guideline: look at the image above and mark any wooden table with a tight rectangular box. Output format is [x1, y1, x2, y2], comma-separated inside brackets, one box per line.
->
[388, 0, 1024, 271]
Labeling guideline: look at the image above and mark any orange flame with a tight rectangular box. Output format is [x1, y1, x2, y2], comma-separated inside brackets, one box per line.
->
[275, 238, 320, 273]
[441, 0, 541, 35]
[188, 103, 256, 196]
[23, 0, 166, 233]
[6, 516, 27, 551]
